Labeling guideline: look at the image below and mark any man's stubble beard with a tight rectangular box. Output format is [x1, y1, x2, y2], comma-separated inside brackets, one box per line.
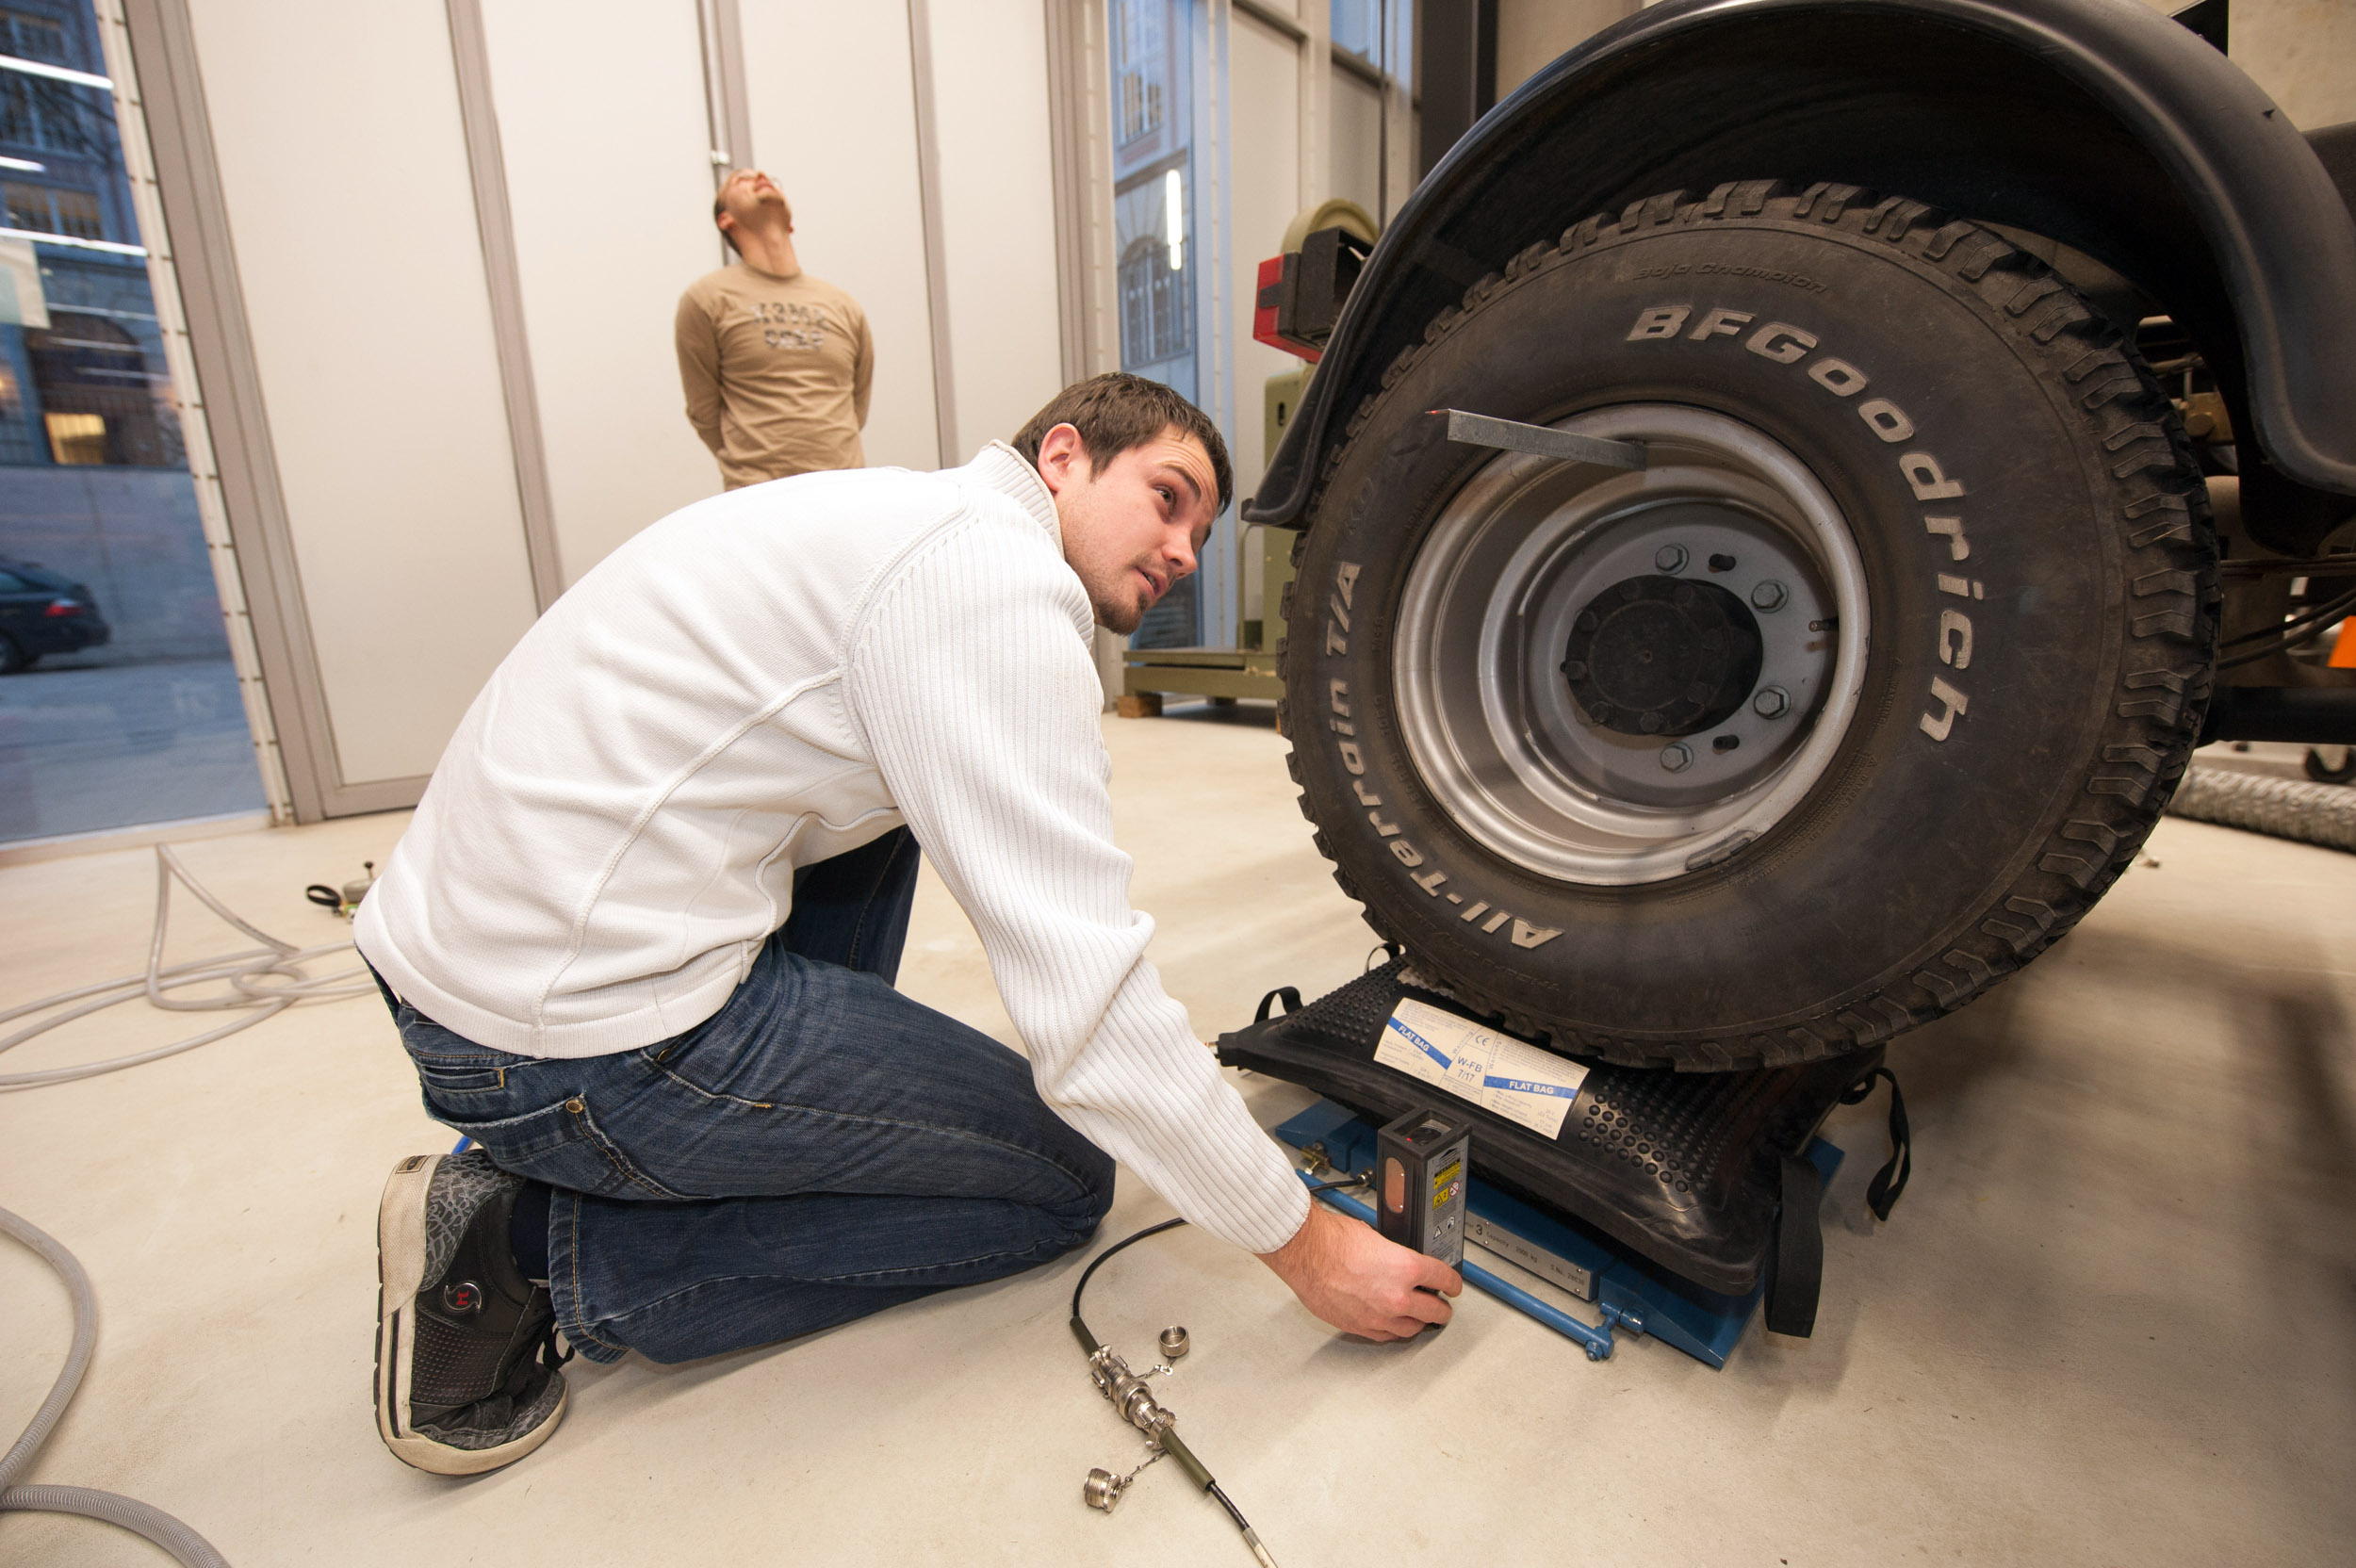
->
[1093, 582, 1146, 637]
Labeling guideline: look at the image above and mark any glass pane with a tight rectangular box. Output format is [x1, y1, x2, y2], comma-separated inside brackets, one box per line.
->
[0, 1, 263, 841]
[1107, 0, 1202, 650]
[1330, 0, 1413, 69]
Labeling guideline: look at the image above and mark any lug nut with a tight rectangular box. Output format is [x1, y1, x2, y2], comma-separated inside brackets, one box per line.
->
[1659, 743, 1693, 773]
[1750, 580, 1788, 612]
[1655, 544, 1688, 574]
[1753, 686, 1791, 719]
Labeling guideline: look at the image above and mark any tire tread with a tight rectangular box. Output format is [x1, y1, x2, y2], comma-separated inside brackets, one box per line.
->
[1284, 182, 2218, 1069]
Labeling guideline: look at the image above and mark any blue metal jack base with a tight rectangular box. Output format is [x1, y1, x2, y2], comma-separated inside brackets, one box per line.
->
[1277, 1100, 1842, 1368]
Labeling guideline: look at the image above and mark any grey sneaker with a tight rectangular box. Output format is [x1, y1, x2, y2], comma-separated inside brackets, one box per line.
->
[374, 1150, 570, 1475]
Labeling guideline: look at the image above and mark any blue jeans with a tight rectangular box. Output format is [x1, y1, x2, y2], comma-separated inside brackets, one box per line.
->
[377, 828, 1116, 1364]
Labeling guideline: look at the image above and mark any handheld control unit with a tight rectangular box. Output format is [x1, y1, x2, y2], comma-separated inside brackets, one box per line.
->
[1375, 1106, 1471, 1270]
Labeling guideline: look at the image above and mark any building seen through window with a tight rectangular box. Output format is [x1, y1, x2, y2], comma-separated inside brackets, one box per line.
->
[1329, 0, 1414, 68]
[1118, 228, 1189, 368]
[5, 181, 103, 240]
[25, 307, 179, 466]
[0, 5, 181, 473]
[1106, 0, 1205, 650]
[1, 0, 261, 842]
[1, 7, 68, 59]
[1113, 0, 1165, 147]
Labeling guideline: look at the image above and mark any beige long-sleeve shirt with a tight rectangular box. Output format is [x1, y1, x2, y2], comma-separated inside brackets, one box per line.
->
[675, 263, 875, 489]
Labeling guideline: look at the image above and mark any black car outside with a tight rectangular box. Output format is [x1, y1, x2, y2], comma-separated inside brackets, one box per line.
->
[0, 559, 112, 672]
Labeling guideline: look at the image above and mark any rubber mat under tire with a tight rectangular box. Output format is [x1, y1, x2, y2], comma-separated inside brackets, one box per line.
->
[1280, 181, 2219, 1070]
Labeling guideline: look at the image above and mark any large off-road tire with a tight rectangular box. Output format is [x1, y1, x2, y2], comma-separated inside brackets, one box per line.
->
[1280, 181, 2219, 1070]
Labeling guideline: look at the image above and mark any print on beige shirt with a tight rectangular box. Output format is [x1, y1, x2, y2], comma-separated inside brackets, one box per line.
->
[676, 263, 875, 489]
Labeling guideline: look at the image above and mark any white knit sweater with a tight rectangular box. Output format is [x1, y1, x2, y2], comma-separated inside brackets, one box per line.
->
[355, 443, 1309, 1254]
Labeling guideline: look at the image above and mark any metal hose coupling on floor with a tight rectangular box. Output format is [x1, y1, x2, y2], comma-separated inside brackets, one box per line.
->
[0, 1204, 231, 1567]
[2164, 765, 2356, 854]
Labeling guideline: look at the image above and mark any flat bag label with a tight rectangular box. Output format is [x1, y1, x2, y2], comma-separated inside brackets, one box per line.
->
[1375, 998, 1587, 1139]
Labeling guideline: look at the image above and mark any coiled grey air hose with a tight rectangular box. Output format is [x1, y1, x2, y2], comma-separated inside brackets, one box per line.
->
[0, 1204, 230, 1565]
[2165, 765, 2356, 854]
[0, 844, 369, 1090]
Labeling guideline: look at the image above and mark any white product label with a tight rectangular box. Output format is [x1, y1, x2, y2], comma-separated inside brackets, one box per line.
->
[1375, 998, 1588, 1139]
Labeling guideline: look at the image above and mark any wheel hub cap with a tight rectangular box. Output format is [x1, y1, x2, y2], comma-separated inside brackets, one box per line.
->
[1562, 575, 1763, 737]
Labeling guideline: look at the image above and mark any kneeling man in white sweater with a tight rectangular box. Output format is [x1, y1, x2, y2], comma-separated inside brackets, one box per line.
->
[355, 372, 1461, 1475]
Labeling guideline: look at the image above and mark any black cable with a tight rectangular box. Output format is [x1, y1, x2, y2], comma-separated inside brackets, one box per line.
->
[2223, 584, 2356, 647]
[1069, 1216, 1186, 1336]
[1065, 1172, 1369, 1567]
[1069, 1174, 1370, 1339]
[2220, 618, 2356, 669]
[2217, 580, 2356, 668]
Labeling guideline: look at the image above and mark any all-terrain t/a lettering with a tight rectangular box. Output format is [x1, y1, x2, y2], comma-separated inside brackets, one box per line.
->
[1318, 560, 1558, 952]
[1326, 561, 1359, 655]
[1284, 180, 2219, 1070]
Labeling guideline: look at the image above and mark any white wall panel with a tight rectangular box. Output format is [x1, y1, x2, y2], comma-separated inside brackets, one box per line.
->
[183, 0, 539, 786]
[478, 0, 722, 583]
[1496, 0, 1637, 95]
[737, 0, 940, 472]
[1330, 64, 1381, 218]
[1228, 8, 1299, 504]
[2217, 0, 2356, 132]
[925, 0, 1066, 460]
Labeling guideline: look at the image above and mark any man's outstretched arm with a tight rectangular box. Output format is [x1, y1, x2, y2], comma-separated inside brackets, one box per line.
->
[847, 513, 1458, 1335]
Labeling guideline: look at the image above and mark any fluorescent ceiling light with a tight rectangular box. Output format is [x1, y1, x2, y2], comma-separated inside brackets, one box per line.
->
[0, 155, 45, 172]
[0, 224, 145, 256]
[0, 54, 112, 91]
[1164, 169, 1183, 272]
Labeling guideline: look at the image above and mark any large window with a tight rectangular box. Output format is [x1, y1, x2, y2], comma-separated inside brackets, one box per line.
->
[1107, 0, 1208, 649]
[1112, 0, 1167, 148]
[0, 7, 68, 59]
[1118, 230, 1189, 366]
[1330, 0, 1414, 69]
[0, 2, 260, 841]
[4, 180, 102, 239]
[25, 307, 180, 466]
[0, 9, 111, 162]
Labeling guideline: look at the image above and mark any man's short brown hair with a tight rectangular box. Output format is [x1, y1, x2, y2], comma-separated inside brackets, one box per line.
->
[1012, 373, 1233, 515]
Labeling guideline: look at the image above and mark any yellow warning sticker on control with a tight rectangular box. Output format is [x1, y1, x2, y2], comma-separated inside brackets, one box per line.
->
[1431, 1158, 1464, 1210]
[1374, 998, 1587, 1139]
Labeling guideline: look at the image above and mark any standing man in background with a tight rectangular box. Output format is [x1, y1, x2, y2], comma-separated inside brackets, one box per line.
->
[676, 170, 875, 489]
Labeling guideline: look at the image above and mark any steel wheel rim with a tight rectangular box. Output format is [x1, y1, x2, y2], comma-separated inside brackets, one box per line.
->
[1393, 404, 1871, 886]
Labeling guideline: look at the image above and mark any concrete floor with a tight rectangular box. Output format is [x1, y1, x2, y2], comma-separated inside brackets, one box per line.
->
[2, 703, 2350, 1565]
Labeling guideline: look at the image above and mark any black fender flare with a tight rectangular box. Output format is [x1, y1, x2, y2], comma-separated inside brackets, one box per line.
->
[1243, 0, 2356, 529]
